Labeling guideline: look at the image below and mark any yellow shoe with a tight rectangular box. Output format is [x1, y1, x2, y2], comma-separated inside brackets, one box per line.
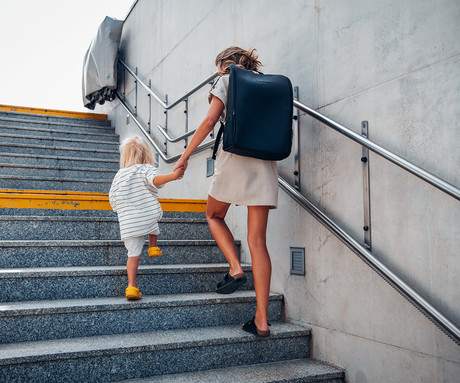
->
[125, 286, 142, 300]
[148, 246, 163, 257]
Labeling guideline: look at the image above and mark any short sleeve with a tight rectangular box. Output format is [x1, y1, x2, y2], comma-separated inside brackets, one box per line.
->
[209, 75, 229, 109]
[143, 164, 163, 190]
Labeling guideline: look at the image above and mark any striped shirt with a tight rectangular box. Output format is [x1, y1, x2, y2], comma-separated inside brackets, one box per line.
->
[109, 164, 163, 239]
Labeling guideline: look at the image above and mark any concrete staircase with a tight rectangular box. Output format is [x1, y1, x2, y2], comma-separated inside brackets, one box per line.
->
[0, 108, 345, 382]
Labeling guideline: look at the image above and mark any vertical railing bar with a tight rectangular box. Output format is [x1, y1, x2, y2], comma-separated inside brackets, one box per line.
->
[184, 98, 189, 149]
[134, 67, 138, 117]
[164, 94, 168, 155]
[293, 86, 301, 191]
[148, 79, 152, 134]
[361, 121, 372, 250]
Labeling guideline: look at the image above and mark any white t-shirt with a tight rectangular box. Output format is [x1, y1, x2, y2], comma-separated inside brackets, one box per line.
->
[109, 163, 163, 239]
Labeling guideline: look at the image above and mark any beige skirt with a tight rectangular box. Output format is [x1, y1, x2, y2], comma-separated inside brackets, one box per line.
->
[208, 144, 279, 208]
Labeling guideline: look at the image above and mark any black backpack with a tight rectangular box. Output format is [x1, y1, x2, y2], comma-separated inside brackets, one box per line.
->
[212, 64, 293, 161]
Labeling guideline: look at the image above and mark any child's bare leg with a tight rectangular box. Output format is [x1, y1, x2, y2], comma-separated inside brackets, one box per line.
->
[127, 255, 140, 287]
[148, 234, 158, 247]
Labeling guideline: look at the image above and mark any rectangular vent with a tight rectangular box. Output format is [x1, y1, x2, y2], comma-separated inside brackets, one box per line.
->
[290, 247, 305, 275]
[206, 157, 214, 177]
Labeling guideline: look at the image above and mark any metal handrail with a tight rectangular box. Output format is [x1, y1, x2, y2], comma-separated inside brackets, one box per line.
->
[156, 124, 196, 143]
[119, 59, 219, 110]
[116, 93, 215, 163]
[294, 100, 460, 201]
[279, 176, 459, 343]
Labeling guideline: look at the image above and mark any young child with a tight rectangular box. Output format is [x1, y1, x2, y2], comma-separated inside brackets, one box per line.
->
[109, 135, 184, 300]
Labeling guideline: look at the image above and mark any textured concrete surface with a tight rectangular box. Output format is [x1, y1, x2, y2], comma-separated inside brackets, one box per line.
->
[114, 359, 345, 383]
[0, 152, 119, 169]
[0, 111, 112, 127]
[0, 291, 283, 343]
[0, 323, 311, 383]
[0, 264, 255, 302]
[0, 216, 212, 241]
[0, 142, 119, 159]
[0, 239, 232, 268]
[0, 124, 118, 141]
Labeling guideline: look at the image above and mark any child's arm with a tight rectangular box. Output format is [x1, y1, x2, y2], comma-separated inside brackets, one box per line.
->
[152, 167, 185, 187]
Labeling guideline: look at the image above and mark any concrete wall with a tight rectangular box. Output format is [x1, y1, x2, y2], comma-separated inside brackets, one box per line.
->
[101, 1, 460, 381]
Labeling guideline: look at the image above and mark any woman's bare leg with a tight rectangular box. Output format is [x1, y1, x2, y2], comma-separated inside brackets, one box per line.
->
[206, 195, 244, 276]
[247, 205, 271, 332]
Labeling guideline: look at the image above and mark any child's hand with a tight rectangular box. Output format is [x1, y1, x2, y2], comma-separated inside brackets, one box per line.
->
[173, 166, 185, 180]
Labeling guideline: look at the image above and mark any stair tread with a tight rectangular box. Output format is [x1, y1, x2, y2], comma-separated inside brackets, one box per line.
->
[0, 263, 251, 277]
[0, 162, 118, 173]
[0, 239, 216, 246]
[0, 118, 111, 130]
[0, 141, 118, 153]
[114, 359, 345, 383]
[0, 290, 282, 315]
[0, 322, 309, 363]
[0, 174, 113, 182]
[0, 216, 207, 223]
[0, 132, 118, 145]
[0, 123, 117, 137]
[0, 151, 119, 163]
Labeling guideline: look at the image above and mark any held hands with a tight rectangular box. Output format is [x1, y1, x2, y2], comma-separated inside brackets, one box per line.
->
[173, 157, 188, 173]
[172, 166, 185, 180]
[172, 157, 188, 180]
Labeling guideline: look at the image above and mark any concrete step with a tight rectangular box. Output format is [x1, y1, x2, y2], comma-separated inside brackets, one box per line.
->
[0, 152, 119, 170]
[0, 132, 119, 150]
[0, 111, 112, 128]
[0, 216, 212, 241]
[0, 264, 254, 302]
[0, 239, 232, 268]
[0, 163, 118, 180]
[113, 359, 345, 383]
[0, 174, 112, 192]
[0, 291, 283, 343]
[0, 142, 119, 159]
[0, 208, 201, 218]
[0, 322, 310, 383]
[0, 123, 118, 141]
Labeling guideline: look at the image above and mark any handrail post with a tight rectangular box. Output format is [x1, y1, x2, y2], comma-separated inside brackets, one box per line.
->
[183, 98, 189, 149]
[293, 86, 301, 191]
[147, 79, 152, 134]
[134, 67, 138, 117]
[361, 121, 372, 250]
[163, 94, 168, 155]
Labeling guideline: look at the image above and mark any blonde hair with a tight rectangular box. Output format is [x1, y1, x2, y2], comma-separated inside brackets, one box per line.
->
[119, 135, 154, 168]
[215, 46, 262, 74]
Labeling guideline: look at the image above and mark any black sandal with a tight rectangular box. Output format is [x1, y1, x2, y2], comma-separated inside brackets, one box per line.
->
[216, 272, 247, 294]
[242, 317, 271, 337]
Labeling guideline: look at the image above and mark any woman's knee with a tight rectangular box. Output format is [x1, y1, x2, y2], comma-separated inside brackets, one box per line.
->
[247, 233, 267, 251]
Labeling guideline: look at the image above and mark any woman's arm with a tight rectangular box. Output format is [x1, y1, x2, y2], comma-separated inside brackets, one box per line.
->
[173, 96, 224, 172]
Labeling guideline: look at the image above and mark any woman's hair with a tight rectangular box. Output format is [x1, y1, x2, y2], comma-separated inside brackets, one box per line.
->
[119, 135, 154, 168]
[215, 46, 262, 74]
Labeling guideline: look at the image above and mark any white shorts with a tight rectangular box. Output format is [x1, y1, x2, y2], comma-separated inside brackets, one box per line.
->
[123, 229, 160, 257]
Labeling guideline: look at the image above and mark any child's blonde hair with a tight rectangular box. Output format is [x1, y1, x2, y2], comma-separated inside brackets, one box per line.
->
[119, 135, 154, 168]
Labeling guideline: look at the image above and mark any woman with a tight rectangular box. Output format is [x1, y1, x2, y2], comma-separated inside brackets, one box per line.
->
[173, 47, 278, 336]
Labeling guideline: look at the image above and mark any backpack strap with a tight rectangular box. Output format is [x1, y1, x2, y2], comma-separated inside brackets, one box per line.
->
[212, 122, 225, 160]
